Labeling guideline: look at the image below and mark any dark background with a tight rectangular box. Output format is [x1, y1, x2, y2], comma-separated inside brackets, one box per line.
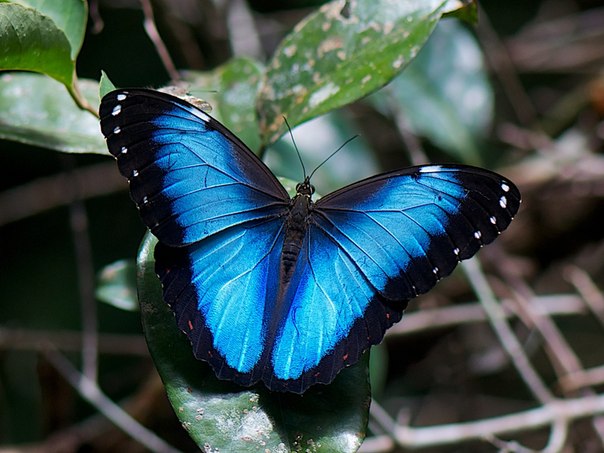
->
[2, 0, 604, 451]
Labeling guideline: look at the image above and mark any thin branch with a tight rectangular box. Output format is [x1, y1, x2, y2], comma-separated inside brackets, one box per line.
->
[386, 294, 586, 338]
[64, 157, 98, 382]
[391, 393, 604, 449]
[476, 4, 539, 126]
[543, 417, 569, 453]
[67, 80, 99, 116]
[384, 89, 429, 166]
[89, 0, 104, 34]
[140, 0, 180, 82]
[0, 162, 125, 226]
[502, 277, 584, 381]
[2, 373, 166, 452]
[565, 265, 604, 327]
[500, 263, 604, 443]
[44, 348, 180, 453]
[462, 259, 554, 403]
[559, 365, 604, 393]
[0, 328, 147, 355]
[505, 7, 604, 73]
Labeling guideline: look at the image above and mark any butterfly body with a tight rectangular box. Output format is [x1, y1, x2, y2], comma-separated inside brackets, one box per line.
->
[280, 182, 313, 285]
[100, 89, 520, 393]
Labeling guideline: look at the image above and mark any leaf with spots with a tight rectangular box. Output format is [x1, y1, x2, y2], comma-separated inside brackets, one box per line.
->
[257, 0, 458, 146]
[181, 57, 265, 153]
[138, 231, 371, 452]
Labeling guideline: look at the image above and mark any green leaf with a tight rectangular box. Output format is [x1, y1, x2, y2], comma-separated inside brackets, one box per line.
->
[0, 72, 107, 154]
[181, 57, 265, 152]
[7, 0, 87, 59]
[96, 259, 138, 312]
[138, 231, 370, 452]
[98, 70, 116, 99]
[368, 343, 388, 400]
[0, 3, 74, 86]
[257, 0, 450, 145]
[382, 20, 493, 164]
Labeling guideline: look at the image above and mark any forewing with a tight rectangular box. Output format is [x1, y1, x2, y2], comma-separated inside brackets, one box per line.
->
[99, 89, 289, 246]
[314, 164, 520, 300]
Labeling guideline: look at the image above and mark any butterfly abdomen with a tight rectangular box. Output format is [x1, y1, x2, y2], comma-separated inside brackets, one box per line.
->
[280, 194, 312, 286]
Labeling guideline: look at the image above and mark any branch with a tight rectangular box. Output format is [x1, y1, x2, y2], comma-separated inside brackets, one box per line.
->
[0, 328, 147, 355]
[140, 0, 180, 81]
[386, 294, 586, 337]
[44, 348, 180, 453]
[391, 393, 604, 449]
[462, 258, 554, 403]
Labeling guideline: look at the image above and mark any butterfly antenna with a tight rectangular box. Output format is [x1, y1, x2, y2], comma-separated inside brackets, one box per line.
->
[308, 135, 359, 180]
[283, 116, 307, 180]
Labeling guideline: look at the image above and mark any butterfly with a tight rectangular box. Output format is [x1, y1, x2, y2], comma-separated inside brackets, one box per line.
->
[99, 89, 520, 394]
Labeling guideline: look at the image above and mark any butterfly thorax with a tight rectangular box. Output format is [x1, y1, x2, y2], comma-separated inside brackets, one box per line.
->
[280, 182, 314, 286]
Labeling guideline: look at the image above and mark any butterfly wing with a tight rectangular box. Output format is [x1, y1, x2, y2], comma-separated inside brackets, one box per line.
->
[154, 219, 285, 387]
[99, 89, 289, 246]
[268, 165, 520, 392]
[100, 89, 290, 385]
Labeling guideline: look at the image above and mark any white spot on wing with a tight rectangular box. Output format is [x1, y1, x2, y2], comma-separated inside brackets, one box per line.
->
[419, 165, 442, 173]
[112, 105, 122, 116]
[197, 111, 210, 122]
[474, 230, 482, 240]
[499, 196, 507, 209]
[490, 216, 497, 224]
[120, 146, 128, 154]
[117, 93, 127, 101]
[501, 182, 510, 192]
[113, 126, 121, 134]
[453, 247, 460, 256]
[132, 170, 139, 177]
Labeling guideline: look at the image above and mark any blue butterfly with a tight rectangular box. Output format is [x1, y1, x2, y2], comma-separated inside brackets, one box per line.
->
[99, 89, 520, 393]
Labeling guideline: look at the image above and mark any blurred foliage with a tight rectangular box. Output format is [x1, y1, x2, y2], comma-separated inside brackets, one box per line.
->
[1, 0, 604, 451]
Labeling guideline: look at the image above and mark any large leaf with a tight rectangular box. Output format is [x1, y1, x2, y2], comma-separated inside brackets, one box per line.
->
[181, 57, 265, 152]
[0, 73, 106, 154]
[0, 2, 74, 86]
[257, 0, 462, 145]
[8, 0, 87, 59]
[138, 229, 371, 452]
[380, 20, 493, 164]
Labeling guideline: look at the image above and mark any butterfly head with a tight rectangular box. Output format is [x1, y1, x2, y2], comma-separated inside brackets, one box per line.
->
[296, 177, 315, 197]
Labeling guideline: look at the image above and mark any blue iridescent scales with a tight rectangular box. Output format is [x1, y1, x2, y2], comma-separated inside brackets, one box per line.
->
[99, 89, 521, 393]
